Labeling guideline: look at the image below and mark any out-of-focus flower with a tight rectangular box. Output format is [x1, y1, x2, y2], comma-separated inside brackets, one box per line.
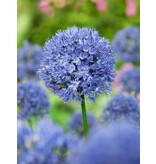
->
[119, 68, 140, 95]
[17, 120, 32, 150]
[126, 0, 137, 17]
[17, 41, 42, 82]
[113, 62, 134, 91]
[38, 0, 55, 17]
[95, 0, 107, 12]
[38, 26, 116, 103]
[17, 119, 79, 164]
[102, 93, 140, 123]
[68, 111, 96, 137]
[17, 82, 50, 120]
[112, 26, 140, 62]
[17, 120, 32, 162]
[113, 62, 134, 86]
[73, 120, 140, 164]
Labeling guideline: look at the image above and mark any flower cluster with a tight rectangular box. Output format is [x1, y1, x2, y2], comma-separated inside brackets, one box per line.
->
[17, 119, 78, 164]
[38, 26, 116, 103]
[102, 93, 140, 123]
[17, 82, 50, 120]
[17, 41, 42, 81]
[119, 68, 140, 94]
[68, 111, 96, 137]
[74, 120, 140, 164]
[112, 26, 140, 62]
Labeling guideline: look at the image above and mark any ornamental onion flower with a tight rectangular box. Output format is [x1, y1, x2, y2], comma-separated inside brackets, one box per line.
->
[17, 41, 42, 81]
[102, 93, 140, 123]
[17, 82, 50, 120]
[74, 121, 140, 164]
[119, 67, 140, 94]
[38, 26, 116, 103]
[112, 26, 140, 62]
[68, 111, 96, 137]
[38, 26, 116, 138]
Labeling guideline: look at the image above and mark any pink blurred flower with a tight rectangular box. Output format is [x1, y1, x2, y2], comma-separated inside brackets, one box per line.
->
[96, 0, 107, 12]
[38, 0, 54, 17]
[125, 0, 137, 17]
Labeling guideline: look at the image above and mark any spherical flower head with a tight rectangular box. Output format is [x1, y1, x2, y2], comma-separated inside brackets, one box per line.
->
[17, 41, 42, 81]
[74, 120, 140, 164]
[38, 26, 116, 103]
[68, 111, 96, 137]
[102, 93, 140, 123]
[17, 82, 50, 120]
[112, 26, 140, 62]
[119, 68, 140, 94]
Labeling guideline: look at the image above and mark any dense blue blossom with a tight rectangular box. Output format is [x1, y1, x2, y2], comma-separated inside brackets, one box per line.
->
[38, 26, 116, 103]
[68, 111, 96, 137]
[17, 41, 42, 81]
[119, 68, 140, 94]
[17, 119, 78, 164]
[74, 121, 140, 164]
[102, 93, 140, 123]
[17, 82, 50, 120]
[112, 26, 140, 62]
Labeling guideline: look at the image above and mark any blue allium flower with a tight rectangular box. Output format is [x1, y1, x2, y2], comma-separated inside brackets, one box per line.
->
[38, 26, 116, 103]
[74, 121, 140, 164]
[17, 119, 78, 164]
[102, 93, 140, 123]
[119, 68, 140, 94]
[112, 26, 140, 62]
[17, 41, 42, 81]
[68, 111, 96, 137]
[17, 82, 50, 120]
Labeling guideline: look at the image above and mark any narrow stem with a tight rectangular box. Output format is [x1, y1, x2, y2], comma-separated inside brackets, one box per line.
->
[81, 95, 89, 138]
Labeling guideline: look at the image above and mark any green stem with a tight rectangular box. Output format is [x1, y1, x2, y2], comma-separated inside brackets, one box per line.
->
[81, 95, 89, 138]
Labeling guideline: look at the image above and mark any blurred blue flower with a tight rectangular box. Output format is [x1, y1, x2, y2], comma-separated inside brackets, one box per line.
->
[17, 120, 32, 151]
[17, 41, 42, 81]
[68, 111, 96, 137]
[102, 93, 140, 123]
[38, 26, 116, 103]
[112, 26, 140, 62]
[17, 119, 79, 164]
[74, 120, 140, 164]
[17, 82, 50, 120]
[119, 68, 140, 94]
